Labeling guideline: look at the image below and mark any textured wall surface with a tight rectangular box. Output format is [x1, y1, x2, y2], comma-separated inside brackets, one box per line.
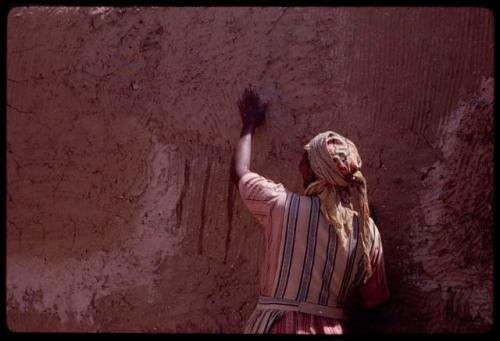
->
[6, 7, 493, 333]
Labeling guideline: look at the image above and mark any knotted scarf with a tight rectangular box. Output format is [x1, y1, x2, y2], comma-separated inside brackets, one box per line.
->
[304, 131, 372, 282]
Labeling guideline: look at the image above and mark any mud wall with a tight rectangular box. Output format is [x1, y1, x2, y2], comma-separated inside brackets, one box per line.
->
[6, 7, 493, 332]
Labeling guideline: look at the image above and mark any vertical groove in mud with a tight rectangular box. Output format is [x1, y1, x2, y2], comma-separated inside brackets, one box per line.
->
[175, 160, 190, 235]
[197, 161, 212, 256]
[223, 165, 235, 264]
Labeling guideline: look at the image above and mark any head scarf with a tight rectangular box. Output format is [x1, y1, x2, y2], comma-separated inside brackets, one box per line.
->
[304, 131, 372, 282]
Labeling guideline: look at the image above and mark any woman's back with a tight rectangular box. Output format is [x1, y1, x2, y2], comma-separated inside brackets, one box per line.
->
[239, 173, 388, 334]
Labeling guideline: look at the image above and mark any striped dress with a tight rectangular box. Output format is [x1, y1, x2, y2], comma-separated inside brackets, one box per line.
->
[238, 172, 390, 334]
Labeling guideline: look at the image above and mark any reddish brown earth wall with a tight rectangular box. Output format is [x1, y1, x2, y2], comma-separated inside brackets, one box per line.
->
[6, 7, 493, 333]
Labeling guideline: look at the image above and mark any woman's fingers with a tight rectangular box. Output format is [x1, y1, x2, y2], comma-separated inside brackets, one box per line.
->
[239, 86, 267, 118]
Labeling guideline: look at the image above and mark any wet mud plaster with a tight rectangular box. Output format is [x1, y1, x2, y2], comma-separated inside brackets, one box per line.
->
[7, 7, 493, 332]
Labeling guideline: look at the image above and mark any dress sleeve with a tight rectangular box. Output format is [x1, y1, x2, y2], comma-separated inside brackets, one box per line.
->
[359, 219, 390, 309]
[238, 172, 287, 231]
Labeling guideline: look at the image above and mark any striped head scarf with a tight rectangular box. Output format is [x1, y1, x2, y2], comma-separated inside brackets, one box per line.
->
[304, 131, 373, 282]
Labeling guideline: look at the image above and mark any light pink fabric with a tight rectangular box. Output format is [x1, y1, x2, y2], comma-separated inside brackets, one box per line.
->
[269, 311, 344, 334]
[238, 172, 287, 296]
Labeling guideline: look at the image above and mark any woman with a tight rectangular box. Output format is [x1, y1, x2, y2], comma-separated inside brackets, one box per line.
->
[234, 86, 390, 334]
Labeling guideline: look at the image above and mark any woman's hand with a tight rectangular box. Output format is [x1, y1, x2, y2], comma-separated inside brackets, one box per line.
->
[237, 86, 268, 130]
[233, 86, 269, 181]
